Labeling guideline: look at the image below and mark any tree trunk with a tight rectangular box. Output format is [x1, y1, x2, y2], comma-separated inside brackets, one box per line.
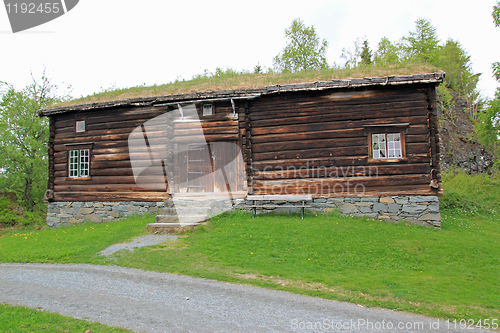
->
[24, 164, 34, 211]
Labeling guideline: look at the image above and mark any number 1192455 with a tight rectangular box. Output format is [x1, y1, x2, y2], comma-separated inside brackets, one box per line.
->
[5, 2, 61, 14]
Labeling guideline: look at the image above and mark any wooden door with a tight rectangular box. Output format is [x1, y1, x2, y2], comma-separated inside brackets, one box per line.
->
[174, 141, 245, 193]
[186, 143, 213, 192]
[211, 141, 246, 193]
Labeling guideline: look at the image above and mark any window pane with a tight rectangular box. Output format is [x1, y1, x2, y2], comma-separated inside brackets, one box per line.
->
[69, 150, 79, 177]
[387, 133, 401, 158]
[79, 149, 90, 177]
[372, 134, 388, 159]
[388, 133, 399, 142]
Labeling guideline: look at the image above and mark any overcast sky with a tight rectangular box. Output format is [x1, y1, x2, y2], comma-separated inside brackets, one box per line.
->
[1, 0, 499, 99]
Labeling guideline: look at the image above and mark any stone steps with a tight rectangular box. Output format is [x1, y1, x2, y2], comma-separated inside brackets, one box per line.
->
[154, 214, 208, 224]
[148, 214, 208, 228]
[148, 222, 201, 228]
[148, 198, 212, 228]
[158, 207, 210, 216]
[147, 195, 240, 228]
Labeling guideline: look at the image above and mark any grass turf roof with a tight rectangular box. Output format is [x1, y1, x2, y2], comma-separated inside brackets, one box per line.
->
[55, 63, 439, 108]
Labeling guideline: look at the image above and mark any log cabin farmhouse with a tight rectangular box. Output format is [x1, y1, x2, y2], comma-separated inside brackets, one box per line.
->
[38, 72, 444, 228]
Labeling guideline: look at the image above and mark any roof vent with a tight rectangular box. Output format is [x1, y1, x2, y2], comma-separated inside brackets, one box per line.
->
[203, 104, 213, 116]
[76, 120, 86, 133]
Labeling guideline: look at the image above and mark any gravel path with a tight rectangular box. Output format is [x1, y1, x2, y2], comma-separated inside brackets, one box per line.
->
[0, 263, 489, 333]
[98, 235, 179, 256]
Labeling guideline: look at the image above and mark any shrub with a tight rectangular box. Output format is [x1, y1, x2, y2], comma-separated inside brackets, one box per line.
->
[441, 170, 500, 215]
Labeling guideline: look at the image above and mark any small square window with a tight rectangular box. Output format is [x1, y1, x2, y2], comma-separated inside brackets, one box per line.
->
[76, 120, 86, 133]
[203, 104, 213, 116]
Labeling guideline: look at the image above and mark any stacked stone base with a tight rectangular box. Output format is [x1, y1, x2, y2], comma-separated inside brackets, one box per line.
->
[243, 195, 441, 228]
[46, 196, 440, 228]
[46, 201, 165, 228]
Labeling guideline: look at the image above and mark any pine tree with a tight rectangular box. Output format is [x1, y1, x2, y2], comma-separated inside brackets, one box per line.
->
[360, 39, 372, 66]
[401, 18, 440, 64]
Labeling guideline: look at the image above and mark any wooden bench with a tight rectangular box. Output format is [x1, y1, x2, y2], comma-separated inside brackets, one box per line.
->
[246, 195, 313, 219]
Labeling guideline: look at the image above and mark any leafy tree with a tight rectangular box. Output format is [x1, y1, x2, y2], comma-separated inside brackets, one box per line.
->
[477, 0, 500, 168]
[493, 0, 500, 27]
[492, 1, 500, 80]
[340, 38, 361, 69]
[493, 62, 500, 82]
[436, 39, 481, 117]
[273, 18, 329, 72]
[359, 39, 372, 66]
[476, 94, 500, 168]
[254, 63, 263, 74]
[401, 18, 440, 64]
[373, 37, 401, 66]
[0, 73, 66, 210]
[437, 39, 477, 92]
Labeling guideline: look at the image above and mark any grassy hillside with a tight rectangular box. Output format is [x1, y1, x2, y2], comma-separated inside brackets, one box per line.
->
[56, 63, 438, 107]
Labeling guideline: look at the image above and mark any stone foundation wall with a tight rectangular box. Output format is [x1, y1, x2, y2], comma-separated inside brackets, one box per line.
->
[47, 196, 441, 228]
[243, 196, 441, 228]
[47, 201, 165, 228]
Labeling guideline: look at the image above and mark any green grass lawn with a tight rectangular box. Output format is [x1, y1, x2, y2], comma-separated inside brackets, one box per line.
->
[0, 214, 150, 264]
[110, 210, 499, 322]
[0, 303, 133, 332]
[0, 172, 499, 325]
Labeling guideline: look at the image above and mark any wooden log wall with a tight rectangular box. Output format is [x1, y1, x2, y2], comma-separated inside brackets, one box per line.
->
[48, 84, 441, 201]
[172, 102, 239, 143]
[248, 84, 442, 197]
[426, 86, 442, 190]
[51, 106, 169, 202]
[50, 102, 246, 202]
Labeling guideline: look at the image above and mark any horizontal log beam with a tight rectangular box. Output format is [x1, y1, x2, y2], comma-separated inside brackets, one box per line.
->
[54, 183, 166, 192]
[253, 146, 367, 161]
[252, 137, 366, 154]
[253, 163, 430, 180]
[252, 184, 441, 198]
[54, 175, 165, 185]
[53, 191, 168, 202]
[251, 116, 427, 136]
[250, 103, 428, 123]
[253, 174, 430, 190]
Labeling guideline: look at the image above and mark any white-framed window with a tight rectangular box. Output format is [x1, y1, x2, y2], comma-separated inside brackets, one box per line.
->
[372, 133, 402, 159]
[364, 123, 408, 162]
[69, 149, 90, 178]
